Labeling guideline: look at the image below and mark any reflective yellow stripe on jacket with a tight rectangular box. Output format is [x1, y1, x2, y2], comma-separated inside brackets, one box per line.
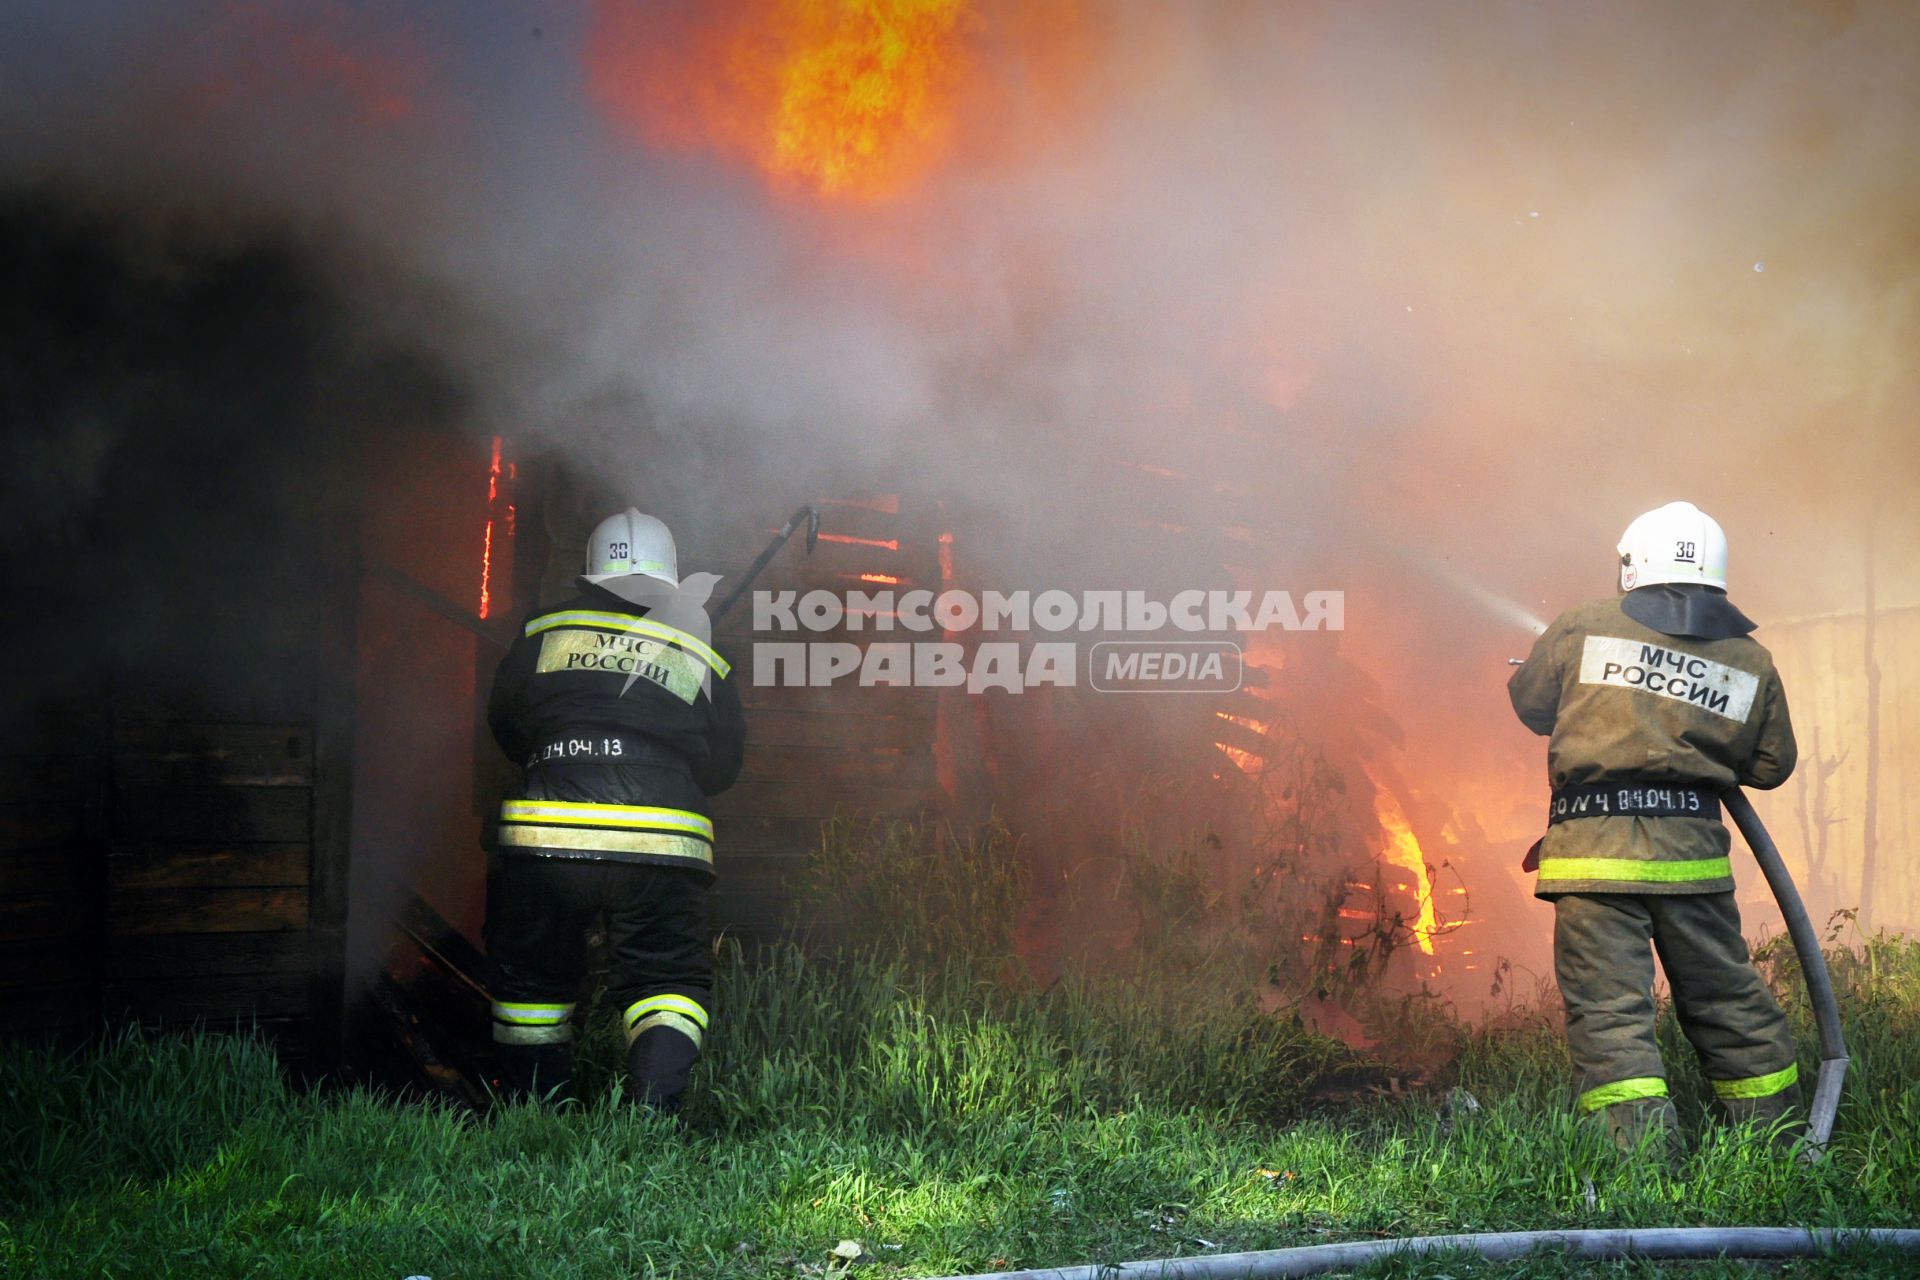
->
[497, 800, 714, 870]
[1537, 856, 1732, 885]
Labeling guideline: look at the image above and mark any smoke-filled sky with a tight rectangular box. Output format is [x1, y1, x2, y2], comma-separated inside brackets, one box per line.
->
[5, 0, 1913, 608]
[4, 1, 1916, 916]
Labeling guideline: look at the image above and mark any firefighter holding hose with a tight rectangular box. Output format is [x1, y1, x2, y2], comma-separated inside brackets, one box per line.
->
[482, 508, 745, 1112]
[1508, 501, 1801, 1152]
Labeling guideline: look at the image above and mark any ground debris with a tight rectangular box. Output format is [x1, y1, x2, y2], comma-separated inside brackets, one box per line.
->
[1439, 1086, 1483, 1136]
[1134, 1203, 1189, 1233]
[1303, 1064, 1432, 1106]
[788, 1239, 872, 1276]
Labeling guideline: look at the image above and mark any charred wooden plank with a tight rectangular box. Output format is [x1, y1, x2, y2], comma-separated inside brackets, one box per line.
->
[107, 844, 310, 890]
[111, 785, 310, 843]
[0, 848, 90, 895]
[0, 804, 90, 852]
[0, 892, 92, 942]
[100, 971, 309, 1022]
[107, 886, 309, 936]
[103, 932, 312, 980]
[0, 939, 92, 991]
[111, 721, 314, 787]
[0, 756, 105, 805]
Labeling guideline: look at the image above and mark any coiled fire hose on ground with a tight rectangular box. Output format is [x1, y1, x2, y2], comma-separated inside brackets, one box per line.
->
[922, 790, 1872, 1280]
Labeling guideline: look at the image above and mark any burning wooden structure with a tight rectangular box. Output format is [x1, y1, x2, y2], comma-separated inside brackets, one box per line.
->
[0, 203, 1487, 1079]
[0, 388, 954, 1072]
[1, 399, 1470, 1069]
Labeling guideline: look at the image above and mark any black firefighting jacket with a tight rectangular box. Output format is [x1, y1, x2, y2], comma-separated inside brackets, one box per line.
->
[486, 585, 746, 878]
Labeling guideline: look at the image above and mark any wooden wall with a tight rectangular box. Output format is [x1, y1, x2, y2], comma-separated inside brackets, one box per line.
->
[100, 722, 318, 1038]
[0, 712, 352, 1058]
[0, 713, 106, 1039]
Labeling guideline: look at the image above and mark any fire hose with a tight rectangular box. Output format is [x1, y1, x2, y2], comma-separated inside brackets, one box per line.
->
[920, 1228, 1920, 1279]
[1503, 659, 1847, 1153]
[916, 799, 1864, 1280]
[1721, 787, 1849, 1155]
[912, 793, 1863, 1280]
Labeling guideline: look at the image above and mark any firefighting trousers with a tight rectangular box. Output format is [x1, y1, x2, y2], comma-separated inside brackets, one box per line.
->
[483, 853, 712, 1108]
[1554, 892, 1800, 1125]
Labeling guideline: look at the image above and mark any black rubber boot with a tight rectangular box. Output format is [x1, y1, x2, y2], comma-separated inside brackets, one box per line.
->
[494, 1042, 574, 1104]
[627, 1026, 700, 1117]
[1720, 1082, 1804, 1150]
[1594, 1096, 1685, 1165]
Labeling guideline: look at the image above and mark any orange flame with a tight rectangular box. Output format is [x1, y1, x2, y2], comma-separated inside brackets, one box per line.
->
[1213, 741, 1260, 773]
[478, 436, 502, 620]
[1212, 708, 1270, 775]
[588, 0, 975, 202]
[817, 532, 900, 550]
[1371, 786, 1438, 955]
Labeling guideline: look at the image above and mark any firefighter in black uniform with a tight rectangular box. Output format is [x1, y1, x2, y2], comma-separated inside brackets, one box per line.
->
[483, 507, 746, 1111]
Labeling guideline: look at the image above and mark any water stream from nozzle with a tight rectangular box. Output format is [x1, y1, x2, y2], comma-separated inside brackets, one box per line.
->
[1396, 547, 1549, 635]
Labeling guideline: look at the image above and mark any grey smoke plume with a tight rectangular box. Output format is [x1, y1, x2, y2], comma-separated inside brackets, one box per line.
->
[5, 0, 1917, 957]
[5, 2, 1913, 599]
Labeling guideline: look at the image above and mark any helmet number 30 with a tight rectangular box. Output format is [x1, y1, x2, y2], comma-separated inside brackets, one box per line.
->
[1674, 540, 1696, 563]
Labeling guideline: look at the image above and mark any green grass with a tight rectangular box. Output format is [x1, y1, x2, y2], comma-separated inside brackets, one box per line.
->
[2, 935, 1917, 1279]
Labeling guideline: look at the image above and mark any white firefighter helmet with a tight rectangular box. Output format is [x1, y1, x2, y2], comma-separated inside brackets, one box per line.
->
[1616, 501, 1728, 592]
[582, 508, 679, 588]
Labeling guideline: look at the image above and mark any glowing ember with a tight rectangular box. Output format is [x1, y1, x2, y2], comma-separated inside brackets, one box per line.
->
[478, 435, 502, 619]
[1213, 741, 1259, 773]
[855, 572, 903, 584]
[587, 0, 975, 202]
[1371, 785, 1438, 955]
[1212, 708, 1270, 775]
[817, 532, 900, 550]
[478, 521, 494, 619]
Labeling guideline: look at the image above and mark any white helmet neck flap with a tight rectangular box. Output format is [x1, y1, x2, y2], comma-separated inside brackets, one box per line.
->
[1617, 501, 1728, 592]
[583, 508, 679, 589]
